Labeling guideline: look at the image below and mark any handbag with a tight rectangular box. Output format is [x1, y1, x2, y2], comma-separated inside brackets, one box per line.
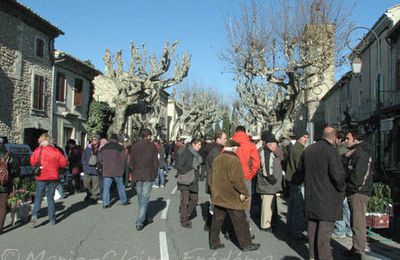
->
[265, 174, 277, 185]
[33, 147, 43, 176]
[177, 169, 195, 185]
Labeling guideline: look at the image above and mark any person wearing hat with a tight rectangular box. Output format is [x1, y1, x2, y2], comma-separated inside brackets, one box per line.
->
[98, 133, 129, 209]
[285, 130, 309, 240]
[82, 134, 102, 204]
[256, 131, 284, 232]
[209, 139, 260, 251]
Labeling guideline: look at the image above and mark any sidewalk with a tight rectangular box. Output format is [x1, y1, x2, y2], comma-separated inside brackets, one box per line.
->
[275, 196, 400, 260]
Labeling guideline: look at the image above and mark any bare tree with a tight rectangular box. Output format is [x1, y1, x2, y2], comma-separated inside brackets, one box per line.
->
[170, 83, 225, 139]
[222, 0, 354, 137]
[93, 41, 190, 136]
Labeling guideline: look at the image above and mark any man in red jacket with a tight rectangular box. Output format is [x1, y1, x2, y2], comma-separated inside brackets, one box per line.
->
[30, 133, 68, 228]
[232, 126, 260, 223]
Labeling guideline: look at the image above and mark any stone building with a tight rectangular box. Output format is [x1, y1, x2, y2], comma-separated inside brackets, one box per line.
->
[0, 0, 63, 148]
[315, 4, 400, 234]
[52, 50, 100, 148]
[315, 4, 400, 169]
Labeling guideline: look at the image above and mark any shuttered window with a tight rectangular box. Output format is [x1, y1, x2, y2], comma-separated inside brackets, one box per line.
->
[56, 73, 66, 102]
[33, 75, 45, 110]
[74, 78, 83, 107]
[36, 38, 44, 58]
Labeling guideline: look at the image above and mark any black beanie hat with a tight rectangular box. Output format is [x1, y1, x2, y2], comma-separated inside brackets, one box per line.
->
[261, 131, 278, 143]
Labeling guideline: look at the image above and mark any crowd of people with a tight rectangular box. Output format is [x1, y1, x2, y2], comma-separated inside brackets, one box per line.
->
[0, 125, 375, 258]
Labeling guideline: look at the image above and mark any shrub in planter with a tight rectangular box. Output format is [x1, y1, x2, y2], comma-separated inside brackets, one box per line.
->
[366, 183, 391, 229]
[368, 183, 391, 214]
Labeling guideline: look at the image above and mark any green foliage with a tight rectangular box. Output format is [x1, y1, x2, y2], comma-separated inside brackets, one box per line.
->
[86, 101, 115, 138]
[7, 177, 35, 206]
[368, 183, 392, 213]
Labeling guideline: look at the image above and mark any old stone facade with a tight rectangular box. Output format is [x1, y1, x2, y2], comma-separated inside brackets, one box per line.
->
[0, 0, 63, 148]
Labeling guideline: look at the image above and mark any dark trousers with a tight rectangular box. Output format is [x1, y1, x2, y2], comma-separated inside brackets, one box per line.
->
[83, 174, 100, 200]
[209, 205, 252, 249]
[180, 190, 198, 225]
[0, 193, 8, 232]
[308, 219, 335, 260]
[348, 193, 369, 253]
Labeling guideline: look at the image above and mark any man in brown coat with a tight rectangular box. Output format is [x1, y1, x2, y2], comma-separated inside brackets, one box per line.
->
[130, 128, 159, 231]
[209, 139, 260, 251]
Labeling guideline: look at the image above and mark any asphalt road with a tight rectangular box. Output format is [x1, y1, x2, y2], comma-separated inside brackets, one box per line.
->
[0, 169, 392, 260]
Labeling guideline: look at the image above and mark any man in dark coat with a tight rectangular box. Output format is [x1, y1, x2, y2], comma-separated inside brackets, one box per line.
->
[98, 134, 128, 208]
[209, 139, 260, 251]
[285, 130, 309, 239]
[130, 128, 159, 231]
[204, 132, 227, 231]
[343, 129, 374, 258]
[298, 127, 346, 260]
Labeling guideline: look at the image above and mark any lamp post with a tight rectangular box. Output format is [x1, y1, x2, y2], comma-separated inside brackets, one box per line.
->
[347, 26, 382, 170]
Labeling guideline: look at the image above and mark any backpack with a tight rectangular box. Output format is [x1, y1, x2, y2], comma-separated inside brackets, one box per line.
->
[0, 152, 9, 186]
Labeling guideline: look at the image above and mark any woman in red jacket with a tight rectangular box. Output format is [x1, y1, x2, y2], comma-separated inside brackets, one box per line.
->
[30, 133, 67, 228]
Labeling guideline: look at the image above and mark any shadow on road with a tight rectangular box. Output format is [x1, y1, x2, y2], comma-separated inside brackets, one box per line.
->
[54, 200, 90, 224]
[146, 197, 167, 222]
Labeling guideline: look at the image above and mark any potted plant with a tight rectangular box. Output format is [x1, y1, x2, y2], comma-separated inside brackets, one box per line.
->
[7, 177, 35, 225]
[366, 183, 391, 229]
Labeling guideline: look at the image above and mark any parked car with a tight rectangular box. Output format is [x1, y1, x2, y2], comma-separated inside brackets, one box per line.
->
[4, 143, 33, 176]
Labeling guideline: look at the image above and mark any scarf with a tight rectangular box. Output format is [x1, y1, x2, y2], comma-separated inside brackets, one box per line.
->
[188, 145, 203, 170]
[260, 146, 284, 177]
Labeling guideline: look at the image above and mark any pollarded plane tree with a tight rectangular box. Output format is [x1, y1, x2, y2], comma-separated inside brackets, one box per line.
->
[170, 85, 225, 140]
[99, 41, 190, 136]
[222, 0, 353, 137]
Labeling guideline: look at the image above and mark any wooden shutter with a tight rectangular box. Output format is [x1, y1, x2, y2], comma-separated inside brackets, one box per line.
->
[33, 75, 44, 110]
[56, 73, 66, 102]
[74, 78, 83, 107]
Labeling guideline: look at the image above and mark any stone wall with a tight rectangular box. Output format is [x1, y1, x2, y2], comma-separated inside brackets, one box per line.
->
[0, 9, 53, 143]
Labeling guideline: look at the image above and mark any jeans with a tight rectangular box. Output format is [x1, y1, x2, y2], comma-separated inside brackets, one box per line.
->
[135, 181, 153, 225]
[102, 177, 127, 206]
[32, 180, 57, 222]
[334, 197, 352, 237]
[244, 179, 252, 222]
[287, 183, 306, 237]
[154, 168, 165, 187]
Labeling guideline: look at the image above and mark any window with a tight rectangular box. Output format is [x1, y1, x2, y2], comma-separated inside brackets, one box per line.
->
[56, 73, 66, 102]
[36, 38, 44, 58]
[33, 75, 45, 110]
[74, 78, 83, 107]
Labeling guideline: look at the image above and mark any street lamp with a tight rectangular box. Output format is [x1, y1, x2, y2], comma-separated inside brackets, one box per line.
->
[351, 57, 362, 74]
[347, 26, 382, 171]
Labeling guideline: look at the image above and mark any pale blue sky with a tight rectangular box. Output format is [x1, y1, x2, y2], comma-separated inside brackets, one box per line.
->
[19, 0, 400, 98]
